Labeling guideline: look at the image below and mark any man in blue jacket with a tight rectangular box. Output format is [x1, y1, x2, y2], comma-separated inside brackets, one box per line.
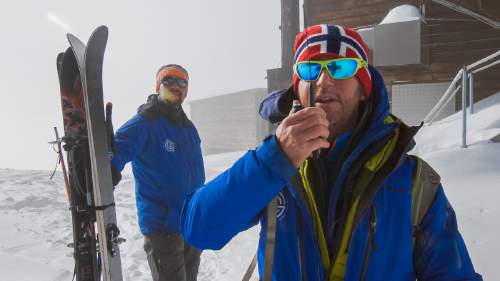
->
[180, 24, 482, 280]
[111, 64, 205, 281]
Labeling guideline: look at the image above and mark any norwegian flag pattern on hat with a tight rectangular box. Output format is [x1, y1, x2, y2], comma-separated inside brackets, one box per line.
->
[293, 24, 372, 96]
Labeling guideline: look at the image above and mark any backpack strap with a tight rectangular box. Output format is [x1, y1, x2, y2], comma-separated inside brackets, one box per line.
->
[242, 197, 277, 281]
[263, 197, 278, 281]
[411, 156, 441, 246]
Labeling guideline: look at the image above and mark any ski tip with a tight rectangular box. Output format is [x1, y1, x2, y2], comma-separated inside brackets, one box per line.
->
[96, 25, 109, 32]
[92, 25, 109, 38]
[66, 33, 77, 41]
[86, 25, 109, 50]
[67, 33, 86, 49]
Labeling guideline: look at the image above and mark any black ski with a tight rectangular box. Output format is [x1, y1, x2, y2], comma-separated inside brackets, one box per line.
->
[57, 25, 123, 281]
[56, 47, 100, 281]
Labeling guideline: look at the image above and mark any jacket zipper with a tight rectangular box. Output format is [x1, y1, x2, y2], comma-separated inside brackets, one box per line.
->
[360, 205, 377, 281]
[296, 211, 305, 281]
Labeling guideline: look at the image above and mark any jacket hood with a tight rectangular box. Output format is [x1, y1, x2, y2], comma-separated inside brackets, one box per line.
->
[365, 65, 391, 129]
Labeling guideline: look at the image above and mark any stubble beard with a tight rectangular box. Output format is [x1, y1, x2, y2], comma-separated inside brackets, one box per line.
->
[159, 89, 184, 106]
[327, 105, 360, 141]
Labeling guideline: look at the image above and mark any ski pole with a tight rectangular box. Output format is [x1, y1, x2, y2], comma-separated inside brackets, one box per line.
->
[53, 126, 72, 203]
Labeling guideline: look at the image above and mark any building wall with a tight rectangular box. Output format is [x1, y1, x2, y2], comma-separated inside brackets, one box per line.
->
[392, 82, 455, 125]
[306, 0, 422, 28]
[304, 0, 500, 105]
[266, 0, 499, 135]
[189, 88, 268, 155]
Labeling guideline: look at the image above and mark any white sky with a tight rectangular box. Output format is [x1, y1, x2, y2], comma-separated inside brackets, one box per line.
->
[0, 0, 281, 170]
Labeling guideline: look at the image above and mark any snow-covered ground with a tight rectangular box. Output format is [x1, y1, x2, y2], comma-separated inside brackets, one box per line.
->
[0, 151, 257, 281]
[1, 93, 499, 280]
[411, 93, 500, 280]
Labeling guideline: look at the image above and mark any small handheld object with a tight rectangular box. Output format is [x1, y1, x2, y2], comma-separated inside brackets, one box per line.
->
[290, 99, 304, 115]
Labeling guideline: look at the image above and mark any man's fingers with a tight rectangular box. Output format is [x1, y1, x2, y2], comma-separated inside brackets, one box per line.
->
[276, 106, 331, 168]
[308, 137, 331, 151]
[285, 107, 326, 125]
[295, 124, 329, 142]
[283, 111, 329, 131]
[292, 107, 326, 120]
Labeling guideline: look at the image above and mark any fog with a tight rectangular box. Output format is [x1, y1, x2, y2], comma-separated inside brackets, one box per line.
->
[0, 0, 281, 170]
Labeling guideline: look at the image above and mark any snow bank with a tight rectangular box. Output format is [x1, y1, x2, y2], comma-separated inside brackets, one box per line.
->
[411, 92, 500, 280]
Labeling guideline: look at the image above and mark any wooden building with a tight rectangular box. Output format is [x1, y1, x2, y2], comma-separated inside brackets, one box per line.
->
[268, 0, 500, 124]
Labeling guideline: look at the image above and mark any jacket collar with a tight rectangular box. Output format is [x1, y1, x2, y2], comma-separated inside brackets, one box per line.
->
[138, 94, 193, 127]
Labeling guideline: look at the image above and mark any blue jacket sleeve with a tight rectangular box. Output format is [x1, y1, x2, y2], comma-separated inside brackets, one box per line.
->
[111, 116, 148, 172]
[258, 89, 293, 124]
[180, 136, 297, 250]
[415, 185, 482, 281]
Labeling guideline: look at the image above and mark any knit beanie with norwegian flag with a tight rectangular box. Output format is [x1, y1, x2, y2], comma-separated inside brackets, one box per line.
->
[292, 24, 372, 97]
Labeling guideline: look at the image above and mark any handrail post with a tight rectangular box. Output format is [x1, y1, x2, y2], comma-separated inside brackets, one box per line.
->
[424, 69, 463, 124]
[468, 73, 474, 114]
[461, 66, 468, 148]
[424, 49, 499, 126]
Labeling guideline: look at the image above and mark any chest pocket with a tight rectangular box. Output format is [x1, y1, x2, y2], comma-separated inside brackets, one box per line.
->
[175, 127, 203, 187]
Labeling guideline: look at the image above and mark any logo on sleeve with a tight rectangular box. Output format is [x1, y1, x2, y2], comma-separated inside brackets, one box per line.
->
[164, 139, 176, 153]
[276, 191, 287, 220]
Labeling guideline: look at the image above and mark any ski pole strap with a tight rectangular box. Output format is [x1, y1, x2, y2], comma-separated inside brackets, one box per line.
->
[241, 197, 278, 281]
[241, 254, 257, 281]
[93, 202, 116, 211]
[263, 197, 278, 281]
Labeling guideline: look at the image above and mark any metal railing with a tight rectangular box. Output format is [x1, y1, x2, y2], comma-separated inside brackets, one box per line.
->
[423, 49, 500, 148]
[431, 0, 500, 29]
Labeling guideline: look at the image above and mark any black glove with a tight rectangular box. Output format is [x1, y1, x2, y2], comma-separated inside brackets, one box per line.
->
[105, 102, 122, 187]
[258, 85, 294, 123]
[111, 164, 122, 187]
[277, 85, 294, 115]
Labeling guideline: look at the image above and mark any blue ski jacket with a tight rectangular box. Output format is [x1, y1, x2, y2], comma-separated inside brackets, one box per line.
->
[180, 67, 482, 280]
[112, 95, 205, 235]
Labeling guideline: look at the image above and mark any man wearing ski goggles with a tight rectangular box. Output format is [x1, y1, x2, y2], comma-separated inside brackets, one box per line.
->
[161, 76, 188, 88]
[294, 57, 368, 82]
[156, 65, 189, 106]
[112, 63, 204, 281]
